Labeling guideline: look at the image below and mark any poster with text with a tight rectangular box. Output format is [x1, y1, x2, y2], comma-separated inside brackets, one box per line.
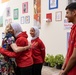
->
[64, 18, 73, 29]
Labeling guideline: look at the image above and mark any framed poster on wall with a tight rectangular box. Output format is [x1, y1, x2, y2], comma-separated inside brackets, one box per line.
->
[6, 7, 10, 17]
[5, 19, 8, 26]
[64, 18, 73, 29]
[22, 2, 28, 14]
[13, 8, 19, 20]
[0, 16, 3, 27]
[21, 16, 24, 24]
[55, 11, 62, 21]
[49, 0, 58, 9]
[25, 16, 30, 24]
[34, 0, 41, 29]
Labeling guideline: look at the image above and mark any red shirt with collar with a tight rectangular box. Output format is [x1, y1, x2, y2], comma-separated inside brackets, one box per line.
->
[31, 37, 45, 64]
[66, 24, 76, 75]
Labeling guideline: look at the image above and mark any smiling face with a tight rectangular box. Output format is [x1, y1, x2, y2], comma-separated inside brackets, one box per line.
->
[30, 28, 35, 37]
[65, 9, 75, 23]
[65, 3, 76, 24]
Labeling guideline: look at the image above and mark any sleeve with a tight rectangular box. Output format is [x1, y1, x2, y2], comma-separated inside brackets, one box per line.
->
[16, 37, 28, 47]
[0, 37, 28, 58]
[39, 39, 46, 62]
[74, 39, 76, 47]
[0, 47, 17, 58]
[74, 32, 76, 47]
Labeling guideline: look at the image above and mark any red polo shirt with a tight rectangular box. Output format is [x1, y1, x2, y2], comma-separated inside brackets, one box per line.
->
[66, 24, 76, 75]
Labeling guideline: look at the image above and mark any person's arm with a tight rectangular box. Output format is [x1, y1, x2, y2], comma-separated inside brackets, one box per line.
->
[39, 40, 46, 62]
[61, 55, 67, 70]
[62, 47, 76, 74]
[10, 43, 31, 53]
[59, 55, 67, 75]
[41, 47, 45, 62]
[0, 47, 17, 58]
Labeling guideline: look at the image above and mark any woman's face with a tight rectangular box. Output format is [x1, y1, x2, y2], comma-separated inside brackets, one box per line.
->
[30, 28, 35, 37]
[5, 24, 14, 35]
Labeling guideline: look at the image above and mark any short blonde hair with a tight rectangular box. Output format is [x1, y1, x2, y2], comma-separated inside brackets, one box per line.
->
[5, 23, 11, 34]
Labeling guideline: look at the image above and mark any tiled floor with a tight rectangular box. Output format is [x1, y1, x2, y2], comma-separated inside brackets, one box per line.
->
[42, 66, 60, 75]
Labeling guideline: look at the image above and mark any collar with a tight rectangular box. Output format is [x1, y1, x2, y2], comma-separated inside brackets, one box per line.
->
[71, 24, 76, 30]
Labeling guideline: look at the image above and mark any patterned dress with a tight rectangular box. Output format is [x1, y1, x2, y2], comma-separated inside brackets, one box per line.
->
[0, 33, 16, 75]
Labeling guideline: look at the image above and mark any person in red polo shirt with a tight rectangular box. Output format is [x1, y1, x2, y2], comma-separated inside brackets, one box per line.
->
[59, 2, 76, 75]
[0, 22, 33, 75]
[30, 26, 45, 75]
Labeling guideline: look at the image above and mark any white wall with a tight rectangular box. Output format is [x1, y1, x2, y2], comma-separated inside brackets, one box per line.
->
[41, 0, 70, 57]
[0, 0, 71, 57]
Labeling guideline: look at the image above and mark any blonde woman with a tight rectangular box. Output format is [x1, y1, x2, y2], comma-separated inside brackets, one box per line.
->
[0, 22, 33, 75]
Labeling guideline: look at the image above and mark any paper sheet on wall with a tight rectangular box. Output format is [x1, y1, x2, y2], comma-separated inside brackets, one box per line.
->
[1, 0, 9, 3]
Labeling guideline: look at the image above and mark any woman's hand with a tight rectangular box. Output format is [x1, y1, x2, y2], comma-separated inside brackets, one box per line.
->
[31, 42, 38, 49]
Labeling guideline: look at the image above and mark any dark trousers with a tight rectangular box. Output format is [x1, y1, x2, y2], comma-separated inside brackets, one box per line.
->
[15, 65, 32, 75]
[32, 63, 43, 75]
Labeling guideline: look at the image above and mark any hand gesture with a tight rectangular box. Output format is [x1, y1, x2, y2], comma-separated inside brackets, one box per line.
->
[31, 42, 38, 49]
